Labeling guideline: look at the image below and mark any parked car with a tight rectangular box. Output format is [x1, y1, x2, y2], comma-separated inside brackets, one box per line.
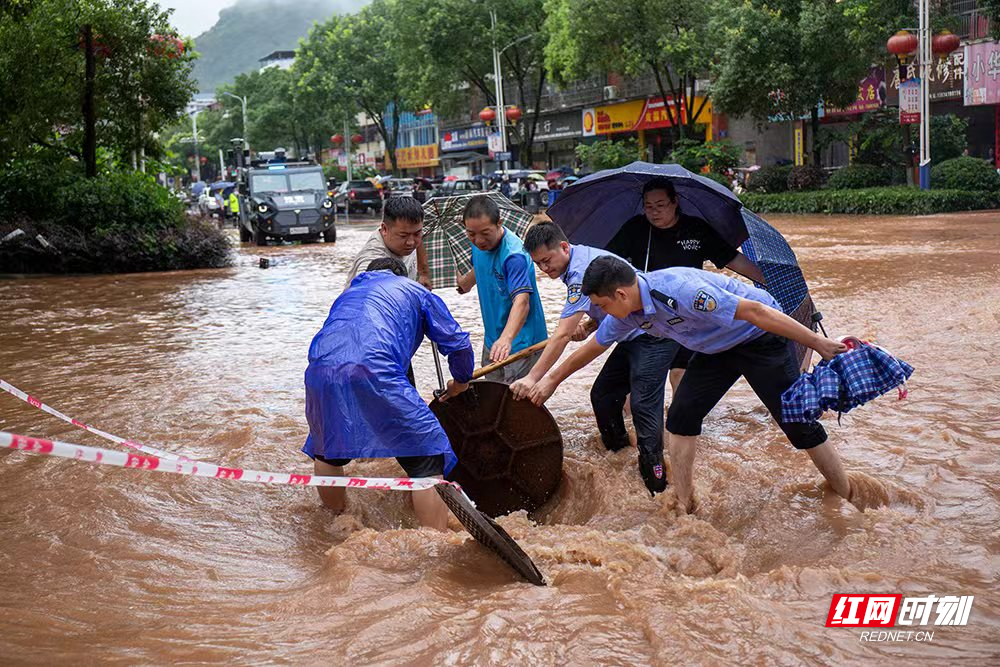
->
[334, 180, 383, 214]
[383, 177, 417, 198]
[430, 178, 484, 198]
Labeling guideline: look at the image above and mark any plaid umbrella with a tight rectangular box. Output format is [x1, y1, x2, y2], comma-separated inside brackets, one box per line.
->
[781, 338, 914, 423]
[421, 191, 534, 289]
[739, 209, 819, 366]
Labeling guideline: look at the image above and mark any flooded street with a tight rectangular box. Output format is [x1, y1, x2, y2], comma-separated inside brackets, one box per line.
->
[1, 212, 998, 664]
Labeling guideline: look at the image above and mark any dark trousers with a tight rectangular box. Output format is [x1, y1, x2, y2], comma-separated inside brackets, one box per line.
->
[590, 335, 677, 462]
[666, 333, 827, 449]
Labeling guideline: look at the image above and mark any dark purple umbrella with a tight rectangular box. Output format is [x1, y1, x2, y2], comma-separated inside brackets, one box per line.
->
[546, 161, 747, 248]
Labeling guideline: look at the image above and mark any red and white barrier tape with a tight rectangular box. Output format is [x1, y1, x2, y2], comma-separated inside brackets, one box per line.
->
[1, 379, 196, 462]
[0, 431, 454, 492]
[1, 379, 473, 500]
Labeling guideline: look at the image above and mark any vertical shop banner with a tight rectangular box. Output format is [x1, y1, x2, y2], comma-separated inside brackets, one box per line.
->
[899, 78, 921, 124]
[964, 41, 1000, 106]
[794, 125, 804, 165]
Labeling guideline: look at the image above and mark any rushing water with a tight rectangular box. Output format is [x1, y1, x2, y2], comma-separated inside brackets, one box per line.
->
[1, 212, 998, 664]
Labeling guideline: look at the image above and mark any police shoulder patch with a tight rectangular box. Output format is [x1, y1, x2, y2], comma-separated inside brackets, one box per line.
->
[693, 290, 718, 312]
[567, 283, 583, 304]
[649, 289, 678, 310]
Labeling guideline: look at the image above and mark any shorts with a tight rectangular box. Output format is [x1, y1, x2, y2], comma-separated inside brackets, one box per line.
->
[479, 345, 542, 384]
[313, 453, 445, 478]
[671, 345, 693, 370]
[666, 332, 827, 450]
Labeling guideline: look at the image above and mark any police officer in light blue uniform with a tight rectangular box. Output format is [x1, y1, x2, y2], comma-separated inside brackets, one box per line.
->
[512, 223, 674, 496]
[526, 256, 854, 515]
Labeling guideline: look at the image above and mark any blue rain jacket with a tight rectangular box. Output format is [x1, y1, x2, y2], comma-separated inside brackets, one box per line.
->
[302, 271, 473, 473]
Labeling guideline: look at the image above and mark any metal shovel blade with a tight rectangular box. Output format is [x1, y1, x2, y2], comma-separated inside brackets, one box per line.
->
[436, 484, 546, 586]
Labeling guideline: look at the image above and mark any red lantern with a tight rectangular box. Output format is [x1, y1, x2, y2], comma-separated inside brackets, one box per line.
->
[932, 30, 960, 59]
[479, 106, 496, 125]
[505, 106, 522, 125]
[887, 30, 918, 63]
[350, 134, 364, 145]
[330, 134, 344, 146]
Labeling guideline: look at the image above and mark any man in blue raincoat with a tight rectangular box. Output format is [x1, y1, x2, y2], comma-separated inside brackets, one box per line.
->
[302, 257, 474, 530]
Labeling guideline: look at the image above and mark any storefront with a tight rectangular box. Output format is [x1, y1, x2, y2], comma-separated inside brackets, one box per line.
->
[388, 106, 441, 176]
[580, 94, 712, 161]
[531, 111, 583, 170]
[439, 124, 490, 176]
[963, 39, 1000, 164]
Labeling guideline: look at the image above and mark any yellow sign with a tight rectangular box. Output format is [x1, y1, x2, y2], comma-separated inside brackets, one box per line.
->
[793, 125, 804, 166]
[582, 96, 712, 136]
[392, 143, 439, 170]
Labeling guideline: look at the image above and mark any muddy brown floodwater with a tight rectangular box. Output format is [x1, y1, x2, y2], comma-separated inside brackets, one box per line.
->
[1, 212, 998, 664]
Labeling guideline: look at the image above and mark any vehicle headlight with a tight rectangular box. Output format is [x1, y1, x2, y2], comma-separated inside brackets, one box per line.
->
[257, 203, 269, 214]
[322, 199, 333, 209]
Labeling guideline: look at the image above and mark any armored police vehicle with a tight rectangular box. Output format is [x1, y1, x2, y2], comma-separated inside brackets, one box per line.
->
[238, 161, 336, 246]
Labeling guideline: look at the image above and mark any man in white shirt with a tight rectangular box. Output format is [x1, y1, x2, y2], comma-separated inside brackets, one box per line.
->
[344, 196, 432, 290]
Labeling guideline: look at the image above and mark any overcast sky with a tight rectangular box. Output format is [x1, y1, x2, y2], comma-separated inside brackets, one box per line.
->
[158, 0, 238, 37]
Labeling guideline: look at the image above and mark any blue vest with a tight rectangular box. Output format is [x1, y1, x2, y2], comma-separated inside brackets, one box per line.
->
[471, 227, 548, 352]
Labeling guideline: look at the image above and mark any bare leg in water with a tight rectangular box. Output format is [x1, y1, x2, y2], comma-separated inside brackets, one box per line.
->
[668, 433, 853, 514]
[312, 458, 449, 530]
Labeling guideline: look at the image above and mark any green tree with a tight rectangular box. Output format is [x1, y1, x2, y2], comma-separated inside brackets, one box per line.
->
[395, 0, 549, 167]
[711, 0, 912, 164]
[0, 0, 196, 175]
[295, 0, 407, 174]
[575, 138, 641, 170]
[544, 0, 719, 141]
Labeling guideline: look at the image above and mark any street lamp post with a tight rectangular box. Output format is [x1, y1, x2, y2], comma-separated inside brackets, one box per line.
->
[221, 92, 250, 160]
[488, 11, 535, 172]
[191, 110, 201, 183]
[917, 0, 931, 190]
[489, 9, 508, 172]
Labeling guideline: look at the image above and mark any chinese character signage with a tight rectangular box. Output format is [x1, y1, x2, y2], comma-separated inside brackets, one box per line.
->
[581, 96, 712, 136]
[533, 111, 583, 141]
[964, 40, 1000, 106]
[440, 125, 488, 152]
[824, 67, 886, 117]
[392, 144, 440, 170]
[886, 52, 964, 104]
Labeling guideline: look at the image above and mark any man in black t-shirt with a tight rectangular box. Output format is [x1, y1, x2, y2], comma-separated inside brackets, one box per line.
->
[586, 178, 764, 458]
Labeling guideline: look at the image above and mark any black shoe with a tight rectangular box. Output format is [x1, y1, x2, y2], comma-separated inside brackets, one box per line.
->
[639, 453, 668, 496]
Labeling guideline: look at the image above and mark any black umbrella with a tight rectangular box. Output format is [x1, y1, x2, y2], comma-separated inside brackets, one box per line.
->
[546, 161, 747, 248]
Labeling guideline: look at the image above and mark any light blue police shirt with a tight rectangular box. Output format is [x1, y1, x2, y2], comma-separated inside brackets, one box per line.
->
[560, 244, 640, 342]
[595, 267, 779, 354]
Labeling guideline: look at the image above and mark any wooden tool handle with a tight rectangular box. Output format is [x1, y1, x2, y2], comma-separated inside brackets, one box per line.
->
[472, 339, 548, 380]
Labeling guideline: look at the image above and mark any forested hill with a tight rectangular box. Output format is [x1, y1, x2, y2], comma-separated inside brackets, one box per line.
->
[189, 0, 367, 94]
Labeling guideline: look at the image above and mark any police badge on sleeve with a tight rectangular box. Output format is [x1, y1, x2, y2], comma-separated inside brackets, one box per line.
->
[567, 283, 583, 304]
[693, 290, 717, 312]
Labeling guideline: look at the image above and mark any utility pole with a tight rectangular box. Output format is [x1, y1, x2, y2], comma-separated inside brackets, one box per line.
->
[918, 0, 931, 189]
[490, 8, 508, 172]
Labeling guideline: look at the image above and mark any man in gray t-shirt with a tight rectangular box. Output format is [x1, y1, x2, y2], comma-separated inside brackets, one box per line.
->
[343, 197, 432, 290]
